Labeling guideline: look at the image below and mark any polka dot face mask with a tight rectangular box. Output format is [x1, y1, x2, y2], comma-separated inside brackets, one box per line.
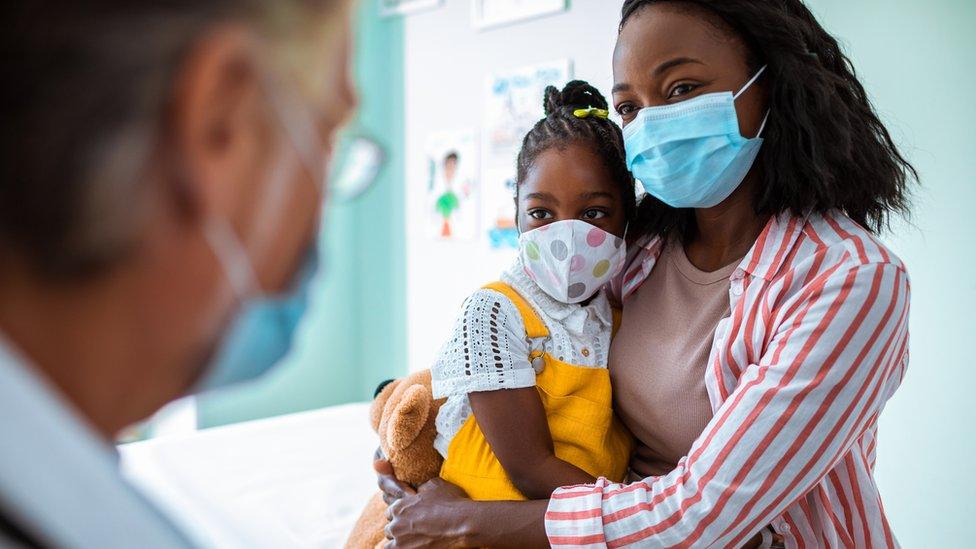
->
[519, 219, 627, 304]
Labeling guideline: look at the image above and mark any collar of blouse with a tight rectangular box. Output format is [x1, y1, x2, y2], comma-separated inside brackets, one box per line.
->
[502, 256, 613, 337]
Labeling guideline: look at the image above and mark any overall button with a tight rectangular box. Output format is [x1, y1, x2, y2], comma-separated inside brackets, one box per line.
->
[581, 348, 590, 357]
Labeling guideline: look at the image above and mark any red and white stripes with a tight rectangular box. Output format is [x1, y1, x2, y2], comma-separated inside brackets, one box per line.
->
[549, 211, 910, 548]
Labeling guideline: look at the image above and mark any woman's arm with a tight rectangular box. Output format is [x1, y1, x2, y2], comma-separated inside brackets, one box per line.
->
[545, 262, 911, 547]
[376, 459, 549, 549]
[468, 387, 594, 499]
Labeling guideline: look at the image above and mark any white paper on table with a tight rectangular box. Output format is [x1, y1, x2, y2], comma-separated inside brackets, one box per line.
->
[119, 403, 379, 548]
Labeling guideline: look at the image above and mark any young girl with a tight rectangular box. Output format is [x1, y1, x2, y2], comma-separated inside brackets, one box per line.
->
[431, 80, 636, 501]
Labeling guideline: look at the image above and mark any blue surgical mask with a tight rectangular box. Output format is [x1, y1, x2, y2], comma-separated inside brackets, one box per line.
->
[195, 219, 320, 392]
[195, 84, 328, 393]
[624, 66, 769, 209]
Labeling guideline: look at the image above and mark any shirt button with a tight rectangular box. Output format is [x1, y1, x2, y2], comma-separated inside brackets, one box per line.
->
[581, 348, 590, 357]
[778, 521, 791, 533]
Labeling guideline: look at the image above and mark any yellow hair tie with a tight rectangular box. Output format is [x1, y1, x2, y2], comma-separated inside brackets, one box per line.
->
[573, 107, 610, 119]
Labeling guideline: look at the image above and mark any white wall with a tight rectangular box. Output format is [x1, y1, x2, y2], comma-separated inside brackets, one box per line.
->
[404, 0, 620, 373]
[402, 1, 974, 545]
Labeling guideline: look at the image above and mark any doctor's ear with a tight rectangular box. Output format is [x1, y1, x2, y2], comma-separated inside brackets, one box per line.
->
[163, 25, 275, 224]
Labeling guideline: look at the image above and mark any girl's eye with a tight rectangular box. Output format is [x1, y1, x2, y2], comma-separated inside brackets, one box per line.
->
[528, 209, 552, 220]
[668, 83, 698, 99]
[582, 209, 607, 220]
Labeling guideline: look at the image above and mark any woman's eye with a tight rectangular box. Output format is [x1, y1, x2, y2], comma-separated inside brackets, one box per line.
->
[582, 209, 607, 220]
[668, 83, 697, 99]
[528, 209, 552, 220]
[615, 103, 636, 117]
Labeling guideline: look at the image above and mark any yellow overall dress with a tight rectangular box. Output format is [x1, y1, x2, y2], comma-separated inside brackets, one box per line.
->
[439, 282, 633, 501]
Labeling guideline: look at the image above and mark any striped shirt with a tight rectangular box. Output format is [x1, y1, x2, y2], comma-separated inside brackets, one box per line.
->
[545, 211, 910, 548]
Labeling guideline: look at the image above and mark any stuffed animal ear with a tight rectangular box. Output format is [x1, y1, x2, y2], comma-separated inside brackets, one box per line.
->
[370, 379, 401, 433]
[386, 385, 432, 453]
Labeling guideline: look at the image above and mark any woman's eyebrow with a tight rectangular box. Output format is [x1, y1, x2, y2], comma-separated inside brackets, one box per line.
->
[653, 56, 705, 76]
[612, 57, 705, 94]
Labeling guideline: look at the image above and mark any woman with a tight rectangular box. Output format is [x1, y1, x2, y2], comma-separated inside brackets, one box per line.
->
[0, 1, 355, 546]
[378, 0, 914, 547]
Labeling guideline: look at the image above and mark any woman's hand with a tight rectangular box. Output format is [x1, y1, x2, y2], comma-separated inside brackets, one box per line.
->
[374, 452, 415, 505]
[383, 477, 473, 548]
[373, 455, 551, 548]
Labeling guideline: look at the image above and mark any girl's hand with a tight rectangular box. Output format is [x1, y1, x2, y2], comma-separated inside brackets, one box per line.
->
[383, 478, 472, 549]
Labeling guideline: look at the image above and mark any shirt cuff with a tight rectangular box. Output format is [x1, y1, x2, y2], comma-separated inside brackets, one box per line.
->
[431, 368, 536, 399]
[545, 478, 610, 548]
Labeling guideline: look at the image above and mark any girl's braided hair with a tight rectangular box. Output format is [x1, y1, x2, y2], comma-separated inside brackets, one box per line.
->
[515, 80, 636, 222]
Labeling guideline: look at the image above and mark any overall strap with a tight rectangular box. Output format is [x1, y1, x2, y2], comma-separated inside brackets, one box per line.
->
[482, 282, 549, 340]
[611, 308, 623, 339]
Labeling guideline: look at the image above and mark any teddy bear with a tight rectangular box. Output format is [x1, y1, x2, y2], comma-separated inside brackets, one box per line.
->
[345, 369, 445, 549]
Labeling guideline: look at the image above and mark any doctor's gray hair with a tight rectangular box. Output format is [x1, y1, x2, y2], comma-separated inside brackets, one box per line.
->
[0, 1, 345, 279]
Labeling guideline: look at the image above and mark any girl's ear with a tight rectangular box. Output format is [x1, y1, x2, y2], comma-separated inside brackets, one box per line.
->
[386, 385, 432, 452]
[370, 379, 401, 432]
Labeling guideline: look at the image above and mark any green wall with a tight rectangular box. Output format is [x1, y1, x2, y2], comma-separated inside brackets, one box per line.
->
[197, 0, 406, 427]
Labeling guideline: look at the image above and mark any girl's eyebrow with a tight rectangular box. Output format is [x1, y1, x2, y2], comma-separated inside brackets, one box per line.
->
[525, 192, 558, 204]
[581, 191, 616, 201]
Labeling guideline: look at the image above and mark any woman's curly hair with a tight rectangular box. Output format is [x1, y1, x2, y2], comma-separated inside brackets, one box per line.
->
[621, 0, 917, 237]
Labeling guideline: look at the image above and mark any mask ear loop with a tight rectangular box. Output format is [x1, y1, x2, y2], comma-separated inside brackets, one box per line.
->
[733, 65, 767, 101]
[204, 218, 262, 300]
[263, 75, 329, 196]
[755, 110, 771, 137]
[733, 65, 771, 138]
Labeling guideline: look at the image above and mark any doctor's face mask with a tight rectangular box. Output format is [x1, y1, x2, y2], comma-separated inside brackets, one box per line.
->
[195, 81, 330, 393]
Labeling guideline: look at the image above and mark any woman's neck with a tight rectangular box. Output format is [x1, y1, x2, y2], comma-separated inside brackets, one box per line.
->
[683, 176, 768, 272]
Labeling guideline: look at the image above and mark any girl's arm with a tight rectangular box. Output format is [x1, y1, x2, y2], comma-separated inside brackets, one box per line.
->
[467, 387, 594, 499]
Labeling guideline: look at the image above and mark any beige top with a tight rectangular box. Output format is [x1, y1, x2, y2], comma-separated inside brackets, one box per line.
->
[610, 239, 739, 478]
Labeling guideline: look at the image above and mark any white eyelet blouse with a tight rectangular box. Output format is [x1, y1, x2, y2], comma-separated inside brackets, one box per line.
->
[430, 257, 614, 458]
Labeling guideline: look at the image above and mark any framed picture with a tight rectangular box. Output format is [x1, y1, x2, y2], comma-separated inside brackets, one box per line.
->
[380, 0, 443, 17]
[472, 0, 568, 30]
[481, 59, 573, 249]
[424, 130, 480, 241]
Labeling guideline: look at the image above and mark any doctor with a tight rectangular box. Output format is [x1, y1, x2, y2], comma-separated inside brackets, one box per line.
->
[0, 1, 356, 546]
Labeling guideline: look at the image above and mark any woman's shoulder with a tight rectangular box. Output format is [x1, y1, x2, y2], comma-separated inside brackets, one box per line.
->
[799, 211, 907, 274]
